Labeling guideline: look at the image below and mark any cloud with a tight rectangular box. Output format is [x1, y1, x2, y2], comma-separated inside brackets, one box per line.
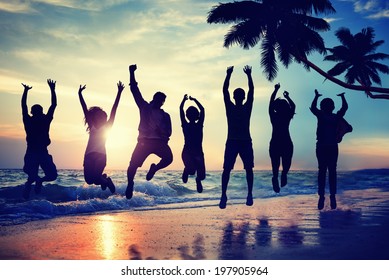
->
[354, 0, 379, 12]
[0, 1, 36, 14]
[338, 0, 388, 19]
[367, 9, 389, 19]
[324, 17, 341, 23]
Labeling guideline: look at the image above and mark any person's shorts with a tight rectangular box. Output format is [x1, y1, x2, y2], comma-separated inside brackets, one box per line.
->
[83, 152, 107, 184]
[269, 140, 293, 159]
[182, 148, 206, 180]
[130, 139, 173, 168]
[23, 148, 57, 180]
[223, 139, 254, 170]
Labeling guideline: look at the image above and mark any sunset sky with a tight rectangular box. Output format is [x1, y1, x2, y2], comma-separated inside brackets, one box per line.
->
[0, 0, 388, 171]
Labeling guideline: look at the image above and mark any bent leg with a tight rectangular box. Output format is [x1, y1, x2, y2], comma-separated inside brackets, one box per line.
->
[40, 153, 58, 182]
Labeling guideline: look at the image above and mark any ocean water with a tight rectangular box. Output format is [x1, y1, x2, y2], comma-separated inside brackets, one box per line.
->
[0, 169, 389, 226]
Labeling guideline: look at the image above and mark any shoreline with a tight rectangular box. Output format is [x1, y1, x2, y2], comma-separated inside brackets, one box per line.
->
[1, 189, 389, 260]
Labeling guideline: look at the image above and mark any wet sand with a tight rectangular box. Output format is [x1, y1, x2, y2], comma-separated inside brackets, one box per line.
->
[1, 188, 389, 260]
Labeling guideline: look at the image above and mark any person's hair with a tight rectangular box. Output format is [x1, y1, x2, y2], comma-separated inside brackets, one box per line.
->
[186, 106, 200, 122]
[31, 104, 43, 116]
[84, 106, 107, 132]
[233, 88, 245, 102]
[152, 91, 166, 103]
[273, 98, 293, 118]
[320, 98, 335, 113]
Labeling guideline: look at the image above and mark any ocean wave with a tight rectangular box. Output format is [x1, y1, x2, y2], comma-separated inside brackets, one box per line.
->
[0, 169, 388, 226]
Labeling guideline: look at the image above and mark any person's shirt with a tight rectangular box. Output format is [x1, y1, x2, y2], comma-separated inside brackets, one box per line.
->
[85, 125, 107, 156]
[23, 113, 53, 151]
[311, 109, 346, 146]
[138, 103, 172, 142]
[224, 100, 253, 141]
[182, 120, 203, 154]
[269, 110, 294, 145]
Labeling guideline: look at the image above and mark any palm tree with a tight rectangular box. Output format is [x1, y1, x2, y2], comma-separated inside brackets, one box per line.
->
[207, 0, 389, 98]
[324, 27, 389, 99]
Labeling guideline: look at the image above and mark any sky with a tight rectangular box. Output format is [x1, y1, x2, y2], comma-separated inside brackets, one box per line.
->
[0, 0, 388, 171]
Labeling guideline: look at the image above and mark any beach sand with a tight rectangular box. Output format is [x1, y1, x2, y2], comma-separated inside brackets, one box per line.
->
[1, 188, 389, 260]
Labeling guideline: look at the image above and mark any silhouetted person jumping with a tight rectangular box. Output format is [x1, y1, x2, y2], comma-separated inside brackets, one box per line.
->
[219, 65, 254, 209]
[310, 89, 348, 210]
[21, 79, 58, 199]
[78, 81, 124, 193]
[269, 83, 295, 193]
[180, 94, 206, 193]
[126, 64, 173, 199]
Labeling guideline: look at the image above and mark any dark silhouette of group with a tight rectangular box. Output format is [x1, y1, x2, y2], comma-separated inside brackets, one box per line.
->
[20, 64, 351, 211]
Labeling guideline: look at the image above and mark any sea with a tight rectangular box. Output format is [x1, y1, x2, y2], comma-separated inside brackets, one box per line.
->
[0, 169, 389, 226]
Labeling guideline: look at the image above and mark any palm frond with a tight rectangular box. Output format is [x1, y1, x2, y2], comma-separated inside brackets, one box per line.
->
[224, 20, 263, 49]
[260, 36, 278, 81]
[365, 61, 389, 75]
[335, 28, 354, 49]
[327, 62, 351, 77]
[207, 1, 262, 24]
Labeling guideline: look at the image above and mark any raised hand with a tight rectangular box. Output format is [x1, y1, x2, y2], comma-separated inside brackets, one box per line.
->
[22, 83, 32, 91]
[337, 92, 345, 97]
[129, 64, 137, 72]
[189, 95, 196, 101]
[78, 85, 86, 94]
[314, 89, 322, 97]
[283, 91, 289, 98]
[117, 81, 125, 92]
[47, 79, 56, 91]
[226, 66, 234, 75]
[274, 83, 280, 91]
[243, 65, 252, 75]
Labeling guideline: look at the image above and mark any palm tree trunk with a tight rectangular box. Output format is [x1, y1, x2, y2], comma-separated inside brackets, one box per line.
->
[300, 57, 389, 99]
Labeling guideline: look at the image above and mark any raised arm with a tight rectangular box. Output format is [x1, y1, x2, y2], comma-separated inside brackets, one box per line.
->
[269, 83, 280, 115]
[283, 90, 296, 116]
[243, 65, 254, 104]
[47, 79, 57, 118]
[180, 94, 188, 124]
[189, 96, 205, 125]
[337, 92, 348, 117]
[107, 81, 124, 126]
[310, 89, 321, 115]
[78, 85, 88, 117]
[223, 66, 233, 103]
[21, 83, 32, 118]
[129, 64, 146, 108]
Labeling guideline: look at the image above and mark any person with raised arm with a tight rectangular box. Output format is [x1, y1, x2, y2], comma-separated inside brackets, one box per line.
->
[180, 94, 206, 193]
[219, 65, 254, 209]
[126, 64, 173, 199]
[21, 79, 58, 199]
[78, 81, 124, 193]
[311, 89, 349, 210]
[268, 83, 296, 193]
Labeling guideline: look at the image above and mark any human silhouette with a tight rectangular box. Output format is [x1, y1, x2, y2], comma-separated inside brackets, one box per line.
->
[78, 81, 124, 193]
[310, 90, 348, 210]
[126, 64, 173, 199]
[179, 94, 206, 193]
[21, 79, 58, 199]
[219, 65, 254, 209]
[268, 83, 295, 193]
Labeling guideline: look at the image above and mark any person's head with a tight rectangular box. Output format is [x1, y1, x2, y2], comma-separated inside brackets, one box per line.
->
[85, 106, 107, 130]
[186, 106, 200, 122]
[151, 91, 166, 108]
[273, 98, 292, 116]
[320, 98, 335, 113]
[31, 104, 43, 116]
[233, 88, 245, 105]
